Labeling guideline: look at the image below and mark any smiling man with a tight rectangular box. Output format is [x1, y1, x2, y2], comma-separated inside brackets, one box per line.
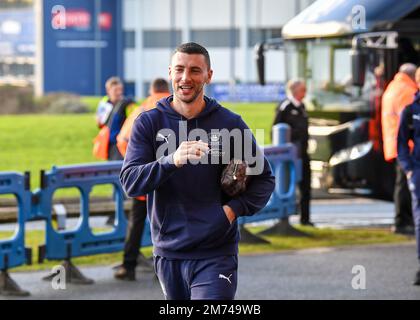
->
[120, 42, 275, 300]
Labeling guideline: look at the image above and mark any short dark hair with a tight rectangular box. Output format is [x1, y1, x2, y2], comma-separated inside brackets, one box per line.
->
[173, 42, 211, 69]
[151, 78, 169, 93]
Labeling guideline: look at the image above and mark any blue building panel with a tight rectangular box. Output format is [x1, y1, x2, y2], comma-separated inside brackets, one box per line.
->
[42, 0, 122, 96]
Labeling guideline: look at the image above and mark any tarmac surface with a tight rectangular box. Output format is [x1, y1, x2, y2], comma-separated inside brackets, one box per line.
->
[1, 242, 419, 300]
[1, 197, 419, 300]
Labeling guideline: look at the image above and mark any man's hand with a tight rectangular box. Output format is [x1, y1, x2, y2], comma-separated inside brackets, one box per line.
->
[173, 140, 209, 168]
[223, 205, 236, 224]
[407, 170, 413, 180]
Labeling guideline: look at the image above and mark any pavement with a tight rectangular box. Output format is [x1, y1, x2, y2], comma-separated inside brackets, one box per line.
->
[0, 197, 396, 232]
[1, 242, 419, 300]
[1, 196, 419, 300]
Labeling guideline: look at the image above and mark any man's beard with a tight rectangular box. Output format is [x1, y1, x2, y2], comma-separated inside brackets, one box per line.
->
[175, 84, 204, 104]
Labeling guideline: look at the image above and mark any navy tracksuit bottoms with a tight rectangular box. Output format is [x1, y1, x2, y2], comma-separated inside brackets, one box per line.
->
[154, 255, 238, 300]
[407, 169, 420, 264]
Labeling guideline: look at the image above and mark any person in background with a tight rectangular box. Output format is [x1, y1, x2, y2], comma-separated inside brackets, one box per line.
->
[272, 79, 313, 227]
[397, 67, 420, 285]
[94, 78, 136, 229]
[382, 63, 418, 235]
[95, 76, 136, 161]
[113, 78, 171, 281]
[116, 78, 171, 156]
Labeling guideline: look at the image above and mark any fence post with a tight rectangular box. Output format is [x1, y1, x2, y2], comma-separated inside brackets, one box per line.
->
[258, 123, 309, 237]
[0, 172, 32, 296]
[239, 123, 294, 244]
[272, 123, 291, 146]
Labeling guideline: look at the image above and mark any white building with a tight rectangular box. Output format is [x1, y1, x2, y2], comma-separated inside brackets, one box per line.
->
[0, 1, 35, 86]
[122, 0, 314, 98]
[3, 0, 315, 97]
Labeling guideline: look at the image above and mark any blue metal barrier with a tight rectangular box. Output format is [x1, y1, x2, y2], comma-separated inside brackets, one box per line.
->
[31, 161, 151, 262]
[0, 172, 31, 296]
[0, 123, 299, 292]
[0, 172, 31, 270]
[238, 123, 301, 225]
[237, 144, 299, 225]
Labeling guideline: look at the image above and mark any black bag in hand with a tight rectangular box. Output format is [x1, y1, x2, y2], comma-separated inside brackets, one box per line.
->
[221, 159, 249, 197]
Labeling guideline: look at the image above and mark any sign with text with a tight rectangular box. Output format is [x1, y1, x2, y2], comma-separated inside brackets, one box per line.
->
[42, 0, 122, 95]
[212, 83, 286, 102]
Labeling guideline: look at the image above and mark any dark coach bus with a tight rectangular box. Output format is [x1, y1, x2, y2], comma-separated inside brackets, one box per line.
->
[256, 0, 420, 199]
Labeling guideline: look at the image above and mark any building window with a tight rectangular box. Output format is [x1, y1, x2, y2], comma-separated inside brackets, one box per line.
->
[143, 30, 182, 48]
[191, 29, 239, 48]
[248, 28, 282, 47]
[124, 30, 135, 49]
[0, 0, 32, 9]
[0, 61, 33, 77]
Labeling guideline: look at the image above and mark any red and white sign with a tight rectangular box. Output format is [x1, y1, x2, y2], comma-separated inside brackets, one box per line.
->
[65, 9, 91, 30]
[51, 7, 112, 31]
[98, 12, 112, 30]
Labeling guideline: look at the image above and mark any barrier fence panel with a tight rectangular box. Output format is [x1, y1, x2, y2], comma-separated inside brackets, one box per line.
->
[0, 123, 299, 293]
[0, 172, 31, 296]
[32, 161, 131, 262]
[238, 123, 300, 226]
[237, 143, 299, 226]
[29, 162, 133, 284]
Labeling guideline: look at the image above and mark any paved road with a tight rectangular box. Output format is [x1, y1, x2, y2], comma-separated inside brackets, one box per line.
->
[2, 197, 417, 300]
[2, 242, 419, 300]
[0, 197, 396, 232]
[291, 197, 395, 229]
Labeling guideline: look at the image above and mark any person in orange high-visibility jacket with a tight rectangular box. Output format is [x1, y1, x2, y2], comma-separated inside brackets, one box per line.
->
[114, 78, 170, 281]
[382, 63, 418, 235]
[117, 79, 171, 156]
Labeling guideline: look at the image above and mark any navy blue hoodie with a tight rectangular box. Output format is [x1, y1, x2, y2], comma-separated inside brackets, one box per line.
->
[398, 91, 420, 172]
[120, 95, 275, 259]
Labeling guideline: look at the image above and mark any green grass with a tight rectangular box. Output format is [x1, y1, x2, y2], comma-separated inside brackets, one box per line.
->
[80, 97, 276, 144]
[0, 114, 103, 195]
[0, 225, 411, 272]
[221, 102, 276, 145]
[80, 96, 146, 113]
[10, 229, 153, 272]
[239, 225, 411, 255]
[80, 96, 102, 113]
[0, 101, 276, 195]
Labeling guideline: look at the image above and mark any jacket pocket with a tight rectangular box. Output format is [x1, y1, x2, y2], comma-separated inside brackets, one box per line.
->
[159, 204, 187, 236]
[157, 203, 232, 251]
[185, 203, 232, 248]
